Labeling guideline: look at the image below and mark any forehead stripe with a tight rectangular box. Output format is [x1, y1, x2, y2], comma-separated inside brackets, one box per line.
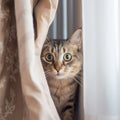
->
[51, 47, 54, 53]
[63, 48, 65, 53]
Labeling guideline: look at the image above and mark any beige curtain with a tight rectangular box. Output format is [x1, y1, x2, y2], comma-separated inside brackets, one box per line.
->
[0, 0, 60, 120]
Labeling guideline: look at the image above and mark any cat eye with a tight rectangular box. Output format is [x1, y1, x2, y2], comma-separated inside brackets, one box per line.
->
[45, 53, 53, 62]
[64, 53, 72, 61]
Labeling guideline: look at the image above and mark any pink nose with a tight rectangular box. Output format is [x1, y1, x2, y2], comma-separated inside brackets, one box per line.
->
[55, 66, 61, 72]
[55, 64, 61, 72]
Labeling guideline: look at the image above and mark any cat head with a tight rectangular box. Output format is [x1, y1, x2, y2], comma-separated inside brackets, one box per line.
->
[41, 29, 82, 80]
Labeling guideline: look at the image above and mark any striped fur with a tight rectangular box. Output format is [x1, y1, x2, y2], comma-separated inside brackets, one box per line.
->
[41, 29, 83, 120]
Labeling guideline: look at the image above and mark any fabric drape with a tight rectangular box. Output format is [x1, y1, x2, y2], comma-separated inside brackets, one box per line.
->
[0, 0, 60, 120]
[15, 0, 60, 120]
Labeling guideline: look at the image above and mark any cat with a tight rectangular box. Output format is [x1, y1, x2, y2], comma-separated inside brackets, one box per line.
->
[41, 29, 83, 120]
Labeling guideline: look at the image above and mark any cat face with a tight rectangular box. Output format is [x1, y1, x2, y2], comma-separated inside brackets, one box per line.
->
[41, 29, 82, 80]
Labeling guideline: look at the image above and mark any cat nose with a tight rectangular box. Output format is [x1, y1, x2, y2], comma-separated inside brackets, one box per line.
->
[56, 67, 60, 73]
[56, 69, 60, 75]
[55, 64, 61, 73]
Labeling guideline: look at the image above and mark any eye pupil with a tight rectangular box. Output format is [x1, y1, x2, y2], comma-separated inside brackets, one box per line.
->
[45, 53, 53, 62]
[48, 54, 52, 60]
[64, 53, 72, 61]
[66, 54, 70, 59]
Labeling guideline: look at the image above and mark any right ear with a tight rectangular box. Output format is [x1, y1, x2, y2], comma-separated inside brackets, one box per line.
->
[68, 29, 82, 49]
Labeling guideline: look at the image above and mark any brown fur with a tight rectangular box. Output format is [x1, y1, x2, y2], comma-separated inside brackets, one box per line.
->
[41, 29, 83, 120]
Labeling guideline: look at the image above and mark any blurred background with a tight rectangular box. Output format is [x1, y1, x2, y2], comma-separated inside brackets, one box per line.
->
[48, 0, 82, 39]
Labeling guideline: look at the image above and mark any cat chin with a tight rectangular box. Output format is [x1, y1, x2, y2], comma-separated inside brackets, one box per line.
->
[54, 74, 71, 80]
[55, 76, 66, 80]
[47, 73, 74, 80]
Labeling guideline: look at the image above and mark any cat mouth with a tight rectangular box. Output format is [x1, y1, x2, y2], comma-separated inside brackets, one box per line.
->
[55, 73, 67, 79]
[56, 72, 60, 76]
[56, 73, 61, 77]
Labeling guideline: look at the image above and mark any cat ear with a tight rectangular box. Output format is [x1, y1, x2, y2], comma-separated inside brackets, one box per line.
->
[69, 29, 82, 47]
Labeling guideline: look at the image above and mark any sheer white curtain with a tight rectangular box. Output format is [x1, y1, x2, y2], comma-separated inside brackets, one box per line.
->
[82, 0, 120, 120]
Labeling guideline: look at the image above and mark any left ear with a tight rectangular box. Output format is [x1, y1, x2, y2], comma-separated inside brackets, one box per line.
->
[69, 29, 82, 47]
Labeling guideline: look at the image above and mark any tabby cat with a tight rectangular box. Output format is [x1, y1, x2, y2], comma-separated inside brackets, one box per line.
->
[41, 29, 83, 120]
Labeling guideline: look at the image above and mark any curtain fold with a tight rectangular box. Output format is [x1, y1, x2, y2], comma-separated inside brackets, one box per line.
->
[0, 0, 60, 120]
[15, 0, 60, 120]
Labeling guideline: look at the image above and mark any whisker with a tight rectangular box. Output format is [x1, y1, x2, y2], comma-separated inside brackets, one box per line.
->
[73, 78, 83, 87]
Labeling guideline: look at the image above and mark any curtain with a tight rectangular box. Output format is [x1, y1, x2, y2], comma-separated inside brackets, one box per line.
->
[2, 0, 120, 120]
[0, 0, 60, 120]
[82, 0, 120, 120]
